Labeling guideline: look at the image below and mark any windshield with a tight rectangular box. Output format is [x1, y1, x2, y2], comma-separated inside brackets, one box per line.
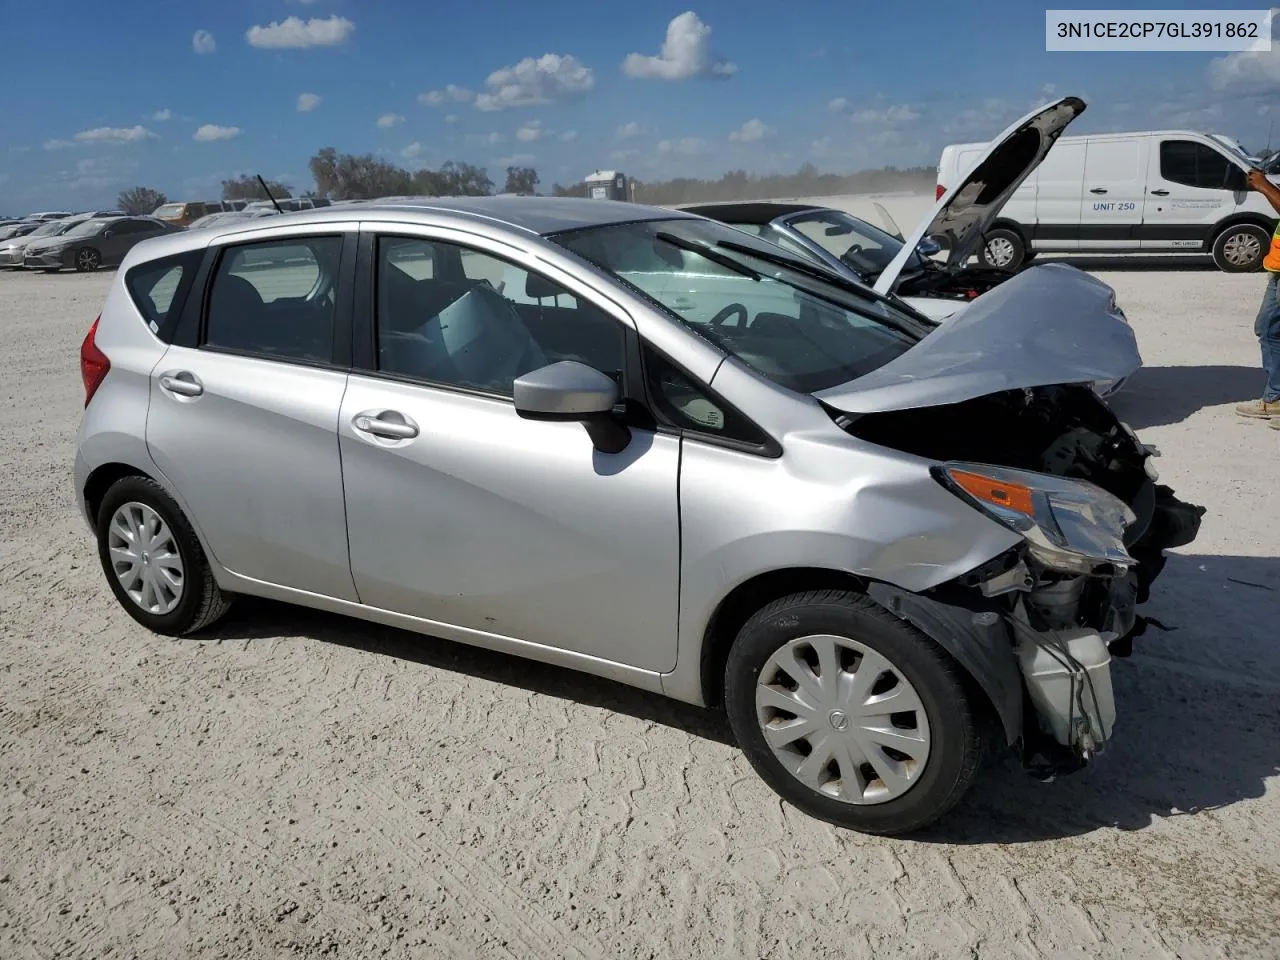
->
[782, 210, 917, 279]
[29, 220, 75, 238]
[550, 218, 930, 394]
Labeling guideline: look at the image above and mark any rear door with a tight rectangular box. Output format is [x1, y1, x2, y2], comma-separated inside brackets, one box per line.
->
[1077, 136, 1147, 249]
[146, 225, 359, 599]
[1141, 137, 1239, 250]
[1031, 138, 1086, 250]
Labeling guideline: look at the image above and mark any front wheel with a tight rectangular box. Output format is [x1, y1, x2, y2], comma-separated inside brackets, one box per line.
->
[978, 228, 1026, 270]
[724, 589, 986, 835]
[75, 247, 102, 272]
[95, 476, 232, 635]
[1211, 224, 1269, 272]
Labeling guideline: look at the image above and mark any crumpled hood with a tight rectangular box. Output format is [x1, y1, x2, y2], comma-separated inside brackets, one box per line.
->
[816, 262, 1140, 415]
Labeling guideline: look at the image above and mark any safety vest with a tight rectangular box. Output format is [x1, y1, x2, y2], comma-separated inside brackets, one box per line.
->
[1265, 221, 1280, 272]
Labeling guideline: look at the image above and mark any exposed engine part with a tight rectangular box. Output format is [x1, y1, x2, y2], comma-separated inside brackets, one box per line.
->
[894, 264, 1013, 302]
[1013, 622, 1116, 756]
[1024, 575, 1087, 629]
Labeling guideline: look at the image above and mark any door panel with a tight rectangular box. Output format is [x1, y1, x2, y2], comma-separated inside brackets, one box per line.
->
[146, 347, 357, 599]
[338, 377, 681, 671]
[1078, 138, 1147, 248]
[1031, 139, 1086, 250]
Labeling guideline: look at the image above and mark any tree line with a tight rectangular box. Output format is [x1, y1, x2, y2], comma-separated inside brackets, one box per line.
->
[116, 152, 938, 216]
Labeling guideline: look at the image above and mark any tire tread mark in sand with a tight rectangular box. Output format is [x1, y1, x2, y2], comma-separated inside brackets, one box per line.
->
[353, 781, 604, 960]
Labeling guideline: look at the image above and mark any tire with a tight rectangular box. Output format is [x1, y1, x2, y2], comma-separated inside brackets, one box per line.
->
[1211, 223, 1269, 272]
[75, 247, 102, 272]
[723, 589, 986, 835]
[978, 228, 1026, 270]
[95, 476, 232, 636]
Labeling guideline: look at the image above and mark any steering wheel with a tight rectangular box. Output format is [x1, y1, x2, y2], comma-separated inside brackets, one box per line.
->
[709, 303, 748, 327]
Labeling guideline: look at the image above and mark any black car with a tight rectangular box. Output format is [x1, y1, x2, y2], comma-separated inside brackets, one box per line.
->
[22, 216, 180, 273]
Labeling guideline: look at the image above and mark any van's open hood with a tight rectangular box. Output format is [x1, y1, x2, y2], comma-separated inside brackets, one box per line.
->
[817, 262, 1140, 415]
[872, 96, 1086, 296]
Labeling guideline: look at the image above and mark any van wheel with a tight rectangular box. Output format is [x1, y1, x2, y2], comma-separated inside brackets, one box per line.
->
[723, 589, 985, 836]
[95, 476, 233, 636]
[979, 228, 1026, 270]
[1211, 224, 1269, 272]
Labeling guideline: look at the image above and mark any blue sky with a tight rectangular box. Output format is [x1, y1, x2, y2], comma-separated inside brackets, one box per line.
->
[2, 0, 1278, 210]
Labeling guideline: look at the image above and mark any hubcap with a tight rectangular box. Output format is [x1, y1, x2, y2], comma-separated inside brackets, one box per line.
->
[755, 634, 931, 805]
[107, 502, 184, 615]
[985, 236, 1015, 267]
[1223, 232, 1261, 266]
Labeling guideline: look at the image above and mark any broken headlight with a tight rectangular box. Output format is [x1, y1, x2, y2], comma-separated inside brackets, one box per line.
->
[936, 462, 1136, 574]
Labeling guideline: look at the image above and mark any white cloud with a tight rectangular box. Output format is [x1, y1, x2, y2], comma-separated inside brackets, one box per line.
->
[495, 152, 536, 166]
[151, 109, 173, 122]
[401, 142, 425, 160]
[193, 30, 216, 54]
[419, 84, 476, 106]
[516, 120, 546, 142]
[75, 125, 157, 144]
[445, 114, 459, 124]
[193, 124, 241, 142]
[474, 53, 594, 110]
[615, 121, 644, 140]
[850, 104, 920, 124]
[297, 93, 322, 112]
[44, 139, 75, 151]
[1209, 48, 1280, 90]
[657, 137, 709, 156]
[611, 148, 639, 161]
[377, 113, 405, 128]
[828, 97, 849, 113]
[560, 130, 578, 142]
[728, 118, 773, 142]
[246, 15, 354, 49]
[623, 12, 736, 81]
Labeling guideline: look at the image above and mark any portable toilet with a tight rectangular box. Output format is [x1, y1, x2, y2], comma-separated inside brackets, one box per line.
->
[585, 170, 629, 201]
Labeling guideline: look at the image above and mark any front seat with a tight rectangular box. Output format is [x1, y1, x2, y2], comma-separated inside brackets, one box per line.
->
[426, 285, 547, 394]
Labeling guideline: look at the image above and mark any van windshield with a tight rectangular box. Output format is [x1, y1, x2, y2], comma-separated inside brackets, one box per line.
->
[550, 218, 932, 395]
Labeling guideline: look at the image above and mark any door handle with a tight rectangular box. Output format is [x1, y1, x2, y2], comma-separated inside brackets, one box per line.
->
[158, 371, 203, 397]
[353, 410, 419, 440]
[1089, 187, 1108, 194]
[1149, 189, 1170, 196]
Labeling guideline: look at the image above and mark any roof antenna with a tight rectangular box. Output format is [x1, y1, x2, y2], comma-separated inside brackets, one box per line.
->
[256, 175, 285, 214]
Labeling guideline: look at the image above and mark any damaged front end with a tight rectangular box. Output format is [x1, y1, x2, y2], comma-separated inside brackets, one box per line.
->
[840, 384, 1205, 776]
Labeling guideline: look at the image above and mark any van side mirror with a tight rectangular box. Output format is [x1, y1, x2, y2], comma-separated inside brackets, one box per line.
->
[513, 360, 630, 453]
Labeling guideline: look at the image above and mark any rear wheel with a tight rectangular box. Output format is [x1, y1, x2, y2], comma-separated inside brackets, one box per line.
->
[723, 589, 986, 835]
[1211, 224, 1269, 272]
[979, 228, 1026, 270]
[95, 476, 232, 635]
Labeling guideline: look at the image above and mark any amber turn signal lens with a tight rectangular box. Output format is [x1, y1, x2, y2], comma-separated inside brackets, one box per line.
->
[948, 469, 1035, 516]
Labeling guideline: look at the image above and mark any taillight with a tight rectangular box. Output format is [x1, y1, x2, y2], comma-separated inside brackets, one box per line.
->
[936, 184, 947, 200]
[80, 315, 110, 407]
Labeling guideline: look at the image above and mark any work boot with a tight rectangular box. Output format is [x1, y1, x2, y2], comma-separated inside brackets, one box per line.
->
[1235, 398, 1280, 418]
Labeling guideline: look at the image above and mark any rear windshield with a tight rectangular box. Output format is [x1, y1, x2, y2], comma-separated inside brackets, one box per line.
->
[152, 204, 185, 218]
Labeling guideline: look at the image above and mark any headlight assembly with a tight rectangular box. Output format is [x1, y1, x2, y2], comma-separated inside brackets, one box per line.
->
[936, 462, 1136, 574]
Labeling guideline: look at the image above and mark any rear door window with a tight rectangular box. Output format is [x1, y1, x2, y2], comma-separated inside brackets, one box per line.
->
[203, 236, 344, 363]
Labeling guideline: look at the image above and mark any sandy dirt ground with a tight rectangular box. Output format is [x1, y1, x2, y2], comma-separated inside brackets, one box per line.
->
[1, 217, 1278, 959]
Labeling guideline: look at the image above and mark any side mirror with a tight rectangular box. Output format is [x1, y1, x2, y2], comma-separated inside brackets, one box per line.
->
[916, 235, 943, 257]
[513, 360, 630, 453]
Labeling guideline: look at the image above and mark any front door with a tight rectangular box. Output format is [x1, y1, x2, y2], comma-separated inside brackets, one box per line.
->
[339, 231, 681, 672]
[1077, 137, 1147, 249]
[146, 229, 359, 600]
[1140, 137, 1239, 250]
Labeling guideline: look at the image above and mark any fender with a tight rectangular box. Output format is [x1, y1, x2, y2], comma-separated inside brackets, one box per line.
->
[1208, 212, 1279, 250]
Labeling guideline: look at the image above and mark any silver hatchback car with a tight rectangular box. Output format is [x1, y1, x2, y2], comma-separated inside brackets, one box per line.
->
[74, 193, 1202, 834]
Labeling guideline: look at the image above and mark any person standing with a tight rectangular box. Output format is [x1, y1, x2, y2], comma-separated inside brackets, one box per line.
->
[1239, 168, 1280, 429]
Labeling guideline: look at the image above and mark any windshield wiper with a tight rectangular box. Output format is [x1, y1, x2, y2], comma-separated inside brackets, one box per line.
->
[655, 231, 762, 280]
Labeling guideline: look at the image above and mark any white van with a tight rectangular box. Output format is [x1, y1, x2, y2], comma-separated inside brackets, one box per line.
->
[936, 130, 1277, 272]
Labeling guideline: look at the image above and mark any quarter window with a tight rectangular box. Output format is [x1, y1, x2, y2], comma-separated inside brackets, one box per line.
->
[374, 236, 625, 398]
[124, 249, 202, 336]
[643, 345, 770, 447]
[1160, 140, 1235, 190]
[204, 235, 343, 362]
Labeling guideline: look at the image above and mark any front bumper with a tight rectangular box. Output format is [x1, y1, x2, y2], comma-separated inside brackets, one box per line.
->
[23, 249, 69, 269]
[0, 248, 27, 266]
